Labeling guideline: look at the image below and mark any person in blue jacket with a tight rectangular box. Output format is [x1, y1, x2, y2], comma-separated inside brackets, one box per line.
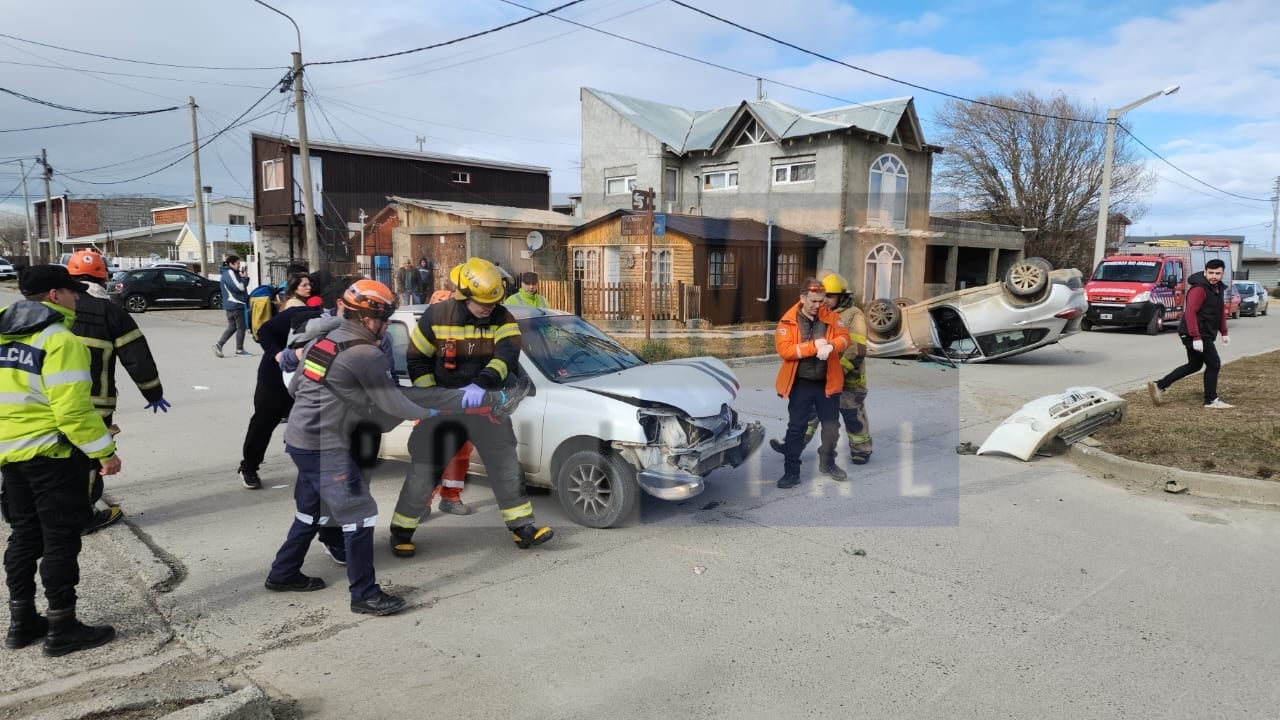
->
[214, 255, 251, 357]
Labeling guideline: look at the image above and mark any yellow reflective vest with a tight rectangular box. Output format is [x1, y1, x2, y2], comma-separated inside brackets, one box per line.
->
[0, 301, 116, 465]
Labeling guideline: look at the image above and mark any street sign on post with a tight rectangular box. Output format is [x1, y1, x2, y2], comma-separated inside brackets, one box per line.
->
[621, 214, 651, 236]
[631, 190, 651, 212]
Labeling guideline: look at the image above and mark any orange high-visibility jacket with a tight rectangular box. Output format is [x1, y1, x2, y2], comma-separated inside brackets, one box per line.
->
[774, 302, 850, 398]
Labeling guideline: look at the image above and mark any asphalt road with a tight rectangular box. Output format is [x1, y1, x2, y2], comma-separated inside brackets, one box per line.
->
[2, 293, 1278, 719]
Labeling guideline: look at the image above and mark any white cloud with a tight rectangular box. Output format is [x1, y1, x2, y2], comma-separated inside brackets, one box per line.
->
[893, 11, 946, 36]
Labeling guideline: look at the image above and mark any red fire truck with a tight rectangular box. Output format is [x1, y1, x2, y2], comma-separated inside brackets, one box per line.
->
[1083, 238, 1239, 334]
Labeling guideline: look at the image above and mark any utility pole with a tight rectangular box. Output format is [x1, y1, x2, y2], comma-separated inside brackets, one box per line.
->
[415, 135, 426, 153]
[1271, 176, 1279, 255]
[40, 149, 52, 264]
[18, 159, 34, 265]
[292, 51, 320, 273]
[645, 187, 655, 341]
[189, 97, 209, 276]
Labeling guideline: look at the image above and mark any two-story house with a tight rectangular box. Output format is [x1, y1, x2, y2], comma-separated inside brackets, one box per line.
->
[33, 195, 175, 261]
[581, 87, 958, 309]
[250, 133, 551, 280]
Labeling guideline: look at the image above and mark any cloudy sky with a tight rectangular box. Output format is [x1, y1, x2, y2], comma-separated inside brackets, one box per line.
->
[1, 0, 1277, 250]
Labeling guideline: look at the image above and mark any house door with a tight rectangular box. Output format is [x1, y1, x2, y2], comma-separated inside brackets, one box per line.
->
[604, 247, 621, 315]
[413, 233, 466, 292]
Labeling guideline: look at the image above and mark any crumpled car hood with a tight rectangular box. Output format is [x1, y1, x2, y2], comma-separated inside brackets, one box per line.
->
[566, 356, 740, 417]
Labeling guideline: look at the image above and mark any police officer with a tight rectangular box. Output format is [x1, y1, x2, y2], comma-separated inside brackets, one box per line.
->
[66, 250, 169, 533]
[769, 272, 872, 473]
[391, 257, 553, 556]
[773, 278, 850, 489]
[2, 265, 120, 656]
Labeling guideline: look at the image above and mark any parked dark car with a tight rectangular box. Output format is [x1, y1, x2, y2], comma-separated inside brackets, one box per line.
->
[1233, 281, 1270, 317]
[108, 267, 222, 313]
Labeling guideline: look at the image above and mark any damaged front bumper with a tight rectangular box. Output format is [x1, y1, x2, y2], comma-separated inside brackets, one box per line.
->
[617, 409, 766, 500]
[977, 386, 1126, 461]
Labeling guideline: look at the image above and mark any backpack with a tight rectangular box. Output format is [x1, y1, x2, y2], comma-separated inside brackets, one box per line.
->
[248, 285, 278, 342]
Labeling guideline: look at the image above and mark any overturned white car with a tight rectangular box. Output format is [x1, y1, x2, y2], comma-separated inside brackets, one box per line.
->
[381, 306, 765, 528]
[863, 259, 1088, 363]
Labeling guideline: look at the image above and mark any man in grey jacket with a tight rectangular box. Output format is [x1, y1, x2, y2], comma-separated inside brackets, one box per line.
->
[214, 255, 251, 357]
[263, 279, 524, 616]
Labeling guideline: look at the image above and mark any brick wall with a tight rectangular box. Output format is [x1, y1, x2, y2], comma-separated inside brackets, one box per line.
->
[67, 201, 100, 237]
[152, 207, 190, 225]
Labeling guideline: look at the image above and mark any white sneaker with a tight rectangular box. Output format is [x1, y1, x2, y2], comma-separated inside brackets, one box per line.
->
[1147, 381, 1165, 406]
[1204, 398, 1235, 409]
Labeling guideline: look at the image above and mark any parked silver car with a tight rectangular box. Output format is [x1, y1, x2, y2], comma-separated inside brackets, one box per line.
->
[1233, 281, 1270, 317]
[863, 259, 1087, 363]
[380, 305, 765, 528]
[0, 257, 15, 281]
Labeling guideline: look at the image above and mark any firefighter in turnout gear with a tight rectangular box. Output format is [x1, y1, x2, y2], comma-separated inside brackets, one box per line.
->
[769, 271, 873, 469]
[2, 265, 122, 656]
[66, 250, 168, 534]
[393, 257, 553, 556]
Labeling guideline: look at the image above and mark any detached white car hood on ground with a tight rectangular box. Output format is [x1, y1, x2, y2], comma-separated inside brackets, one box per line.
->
[977, 386, 1126, 461]
[568, 357, 740, 417]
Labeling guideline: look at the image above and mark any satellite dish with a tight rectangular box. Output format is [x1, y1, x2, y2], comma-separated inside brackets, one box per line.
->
[526, 230, 544, 251]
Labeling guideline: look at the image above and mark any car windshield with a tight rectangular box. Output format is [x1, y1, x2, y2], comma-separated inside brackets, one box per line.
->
[520, 314, 645, 380]
[1092, 260, 1160, 283]
[1233, 282, 1255, 296]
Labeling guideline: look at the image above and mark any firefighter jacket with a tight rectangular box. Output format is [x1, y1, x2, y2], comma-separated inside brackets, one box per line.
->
[406, 298, 521, 390]
[774, 301, 850, 398]
[836, 302, 869, 390]
[72, 290, 164, 420]
[0, 301, 116, 465]
[283, 318, 439, 452]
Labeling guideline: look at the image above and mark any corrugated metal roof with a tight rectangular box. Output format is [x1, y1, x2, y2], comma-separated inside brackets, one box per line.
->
[585, 88, 916, 154]
[660, 215, 826, 247]
[391, 197, 582, 228]
[252, 133, 550, 175]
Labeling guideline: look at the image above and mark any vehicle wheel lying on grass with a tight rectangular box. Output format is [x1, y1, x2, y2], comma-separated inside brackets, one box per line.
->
[866, 298, 901, 335]
[556, 449, 639, 528]
[1004, 257, 1052, 298]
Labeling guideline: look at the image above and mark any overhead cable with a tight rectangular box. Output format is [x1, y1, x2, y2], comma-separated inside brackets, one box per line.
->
[0, 31, 285, 71]
[1119, 126, 1272, 203]
[307, 0, 590, 66]
[0, 86, 179, 115]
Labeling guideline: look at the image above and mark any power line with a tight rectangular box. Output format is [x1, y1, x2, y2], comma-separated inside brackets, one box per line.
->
[303, 77, 342, 142]
[307, 0, 591, 66]
[667, 0, 1104, 125]
[0, 112, 178, 134]
[59, 80, 288, 185]
[0, 86, 179, 115]
[1120, 125, 1272, 203]
[0, 31, 285, 71]
[0, 59, 277, 90]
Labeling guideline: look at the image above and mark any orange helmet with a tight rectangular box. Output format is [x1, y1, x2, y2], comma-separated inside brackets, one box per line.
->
[67, 250, 108, 281]
[340, 279, 397, 320]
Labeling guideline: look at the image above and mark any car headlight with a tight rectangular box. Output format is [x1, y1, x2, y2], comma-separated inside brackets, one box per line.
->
[1131, 291, 1151, 303]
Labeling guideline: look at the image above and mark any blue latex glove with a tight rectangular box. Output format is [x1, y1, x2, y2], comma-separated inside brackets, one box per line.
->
[460, 383, 486, 409]
[144, 398, 172, 413]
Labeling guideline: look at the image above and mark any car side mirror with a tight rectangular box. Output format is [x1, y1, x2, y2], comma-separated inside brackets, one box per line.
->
[1164, 278, 1177, 288]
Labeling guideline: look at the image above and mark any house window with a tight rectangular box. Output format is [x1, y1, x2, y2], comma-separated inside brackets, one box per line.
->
[261, 159, 284, 191]
[451, 171, 470, 184]
[573, 248, 600, 281]
[734, 118, 770, 147]
[773, 160, 816, 185]
[663, 167, 679, 210]
[868, 154, 909, 229]
[776, 252, 800, 286]
[709, 250, 737, 288]
[228, 214, 247, 226]
[863, 243, 904, 304]
[606, 175, 637, 196]
[652, 249, 672, 285]
[702, 169, 738, 191]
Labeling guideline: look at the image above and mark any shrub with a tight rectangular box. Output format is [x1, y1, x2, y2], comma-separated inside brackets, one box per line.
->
[634, 340, 678, 362]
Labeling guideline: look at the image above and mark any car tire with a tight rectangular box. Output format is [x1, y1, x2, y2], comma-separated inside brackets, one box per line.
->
[1081, 317, 1093, 332]
[555, 449, 639, 529]
[1145, 307, 1164, 335]
[208, 292, 222, 309]
[124, 294, 148, 313]
[866, 298, 901, 335]
[1004, 258, 1052, 298]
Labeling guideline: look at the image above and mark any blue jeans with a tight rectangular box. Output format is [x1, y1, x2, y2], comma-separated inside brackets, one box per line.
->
[267, 446, 378, 601]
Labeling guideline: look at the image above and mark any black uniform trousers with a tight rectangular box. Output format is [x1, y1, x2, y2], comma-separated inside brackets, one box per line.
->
[782, 378, 840, 476]
[1, 451, 96, 609]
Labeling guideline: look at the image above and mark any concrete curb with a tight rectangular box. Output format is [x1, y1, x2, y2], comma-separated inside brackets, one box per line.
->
[1070, 443, 1280, 507]
[159, 686, 272, 720]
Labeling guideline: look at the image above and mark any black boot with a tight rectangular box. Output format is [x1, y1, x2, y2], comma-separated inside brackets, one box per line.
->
[5, 600, 48, 650]
[43, 606, 115, 657]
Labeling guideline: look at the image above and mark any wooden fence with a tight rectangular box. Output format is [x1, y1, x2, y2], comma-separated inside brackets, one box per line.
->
[539, 280, 701, 322]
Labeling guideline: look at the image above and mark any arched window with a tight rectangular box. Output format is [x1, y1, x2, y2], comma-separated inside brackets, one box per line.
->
[652, 249, 673, 285]
[863, 243, 903, 303]
[868, 154, 908, 230]
[573, 249, 600, 281]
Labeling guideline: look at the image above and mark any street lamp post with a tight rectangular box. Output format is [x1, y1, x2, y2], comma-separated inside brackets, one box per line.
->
[1093, 85, 1180, 273]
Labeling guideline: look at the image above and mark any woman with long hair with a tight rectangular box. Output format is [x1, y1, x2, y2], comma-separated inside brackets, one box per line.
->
[281, 273, 313, 309]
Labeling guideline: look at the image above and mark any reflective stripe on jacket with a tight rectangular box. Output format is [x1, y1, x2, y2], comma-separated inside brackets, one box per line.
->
[72, 291, 164, 419]
[405, 299, 521, 389]
[774, 301, 850, 398]
[0, 301, 116, 464]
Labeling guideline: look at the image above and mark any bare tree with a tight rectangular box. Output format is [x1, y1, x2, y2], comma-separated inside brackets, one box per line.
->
[0, 211, 28, 257]
[932, 91, 1155, 272]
